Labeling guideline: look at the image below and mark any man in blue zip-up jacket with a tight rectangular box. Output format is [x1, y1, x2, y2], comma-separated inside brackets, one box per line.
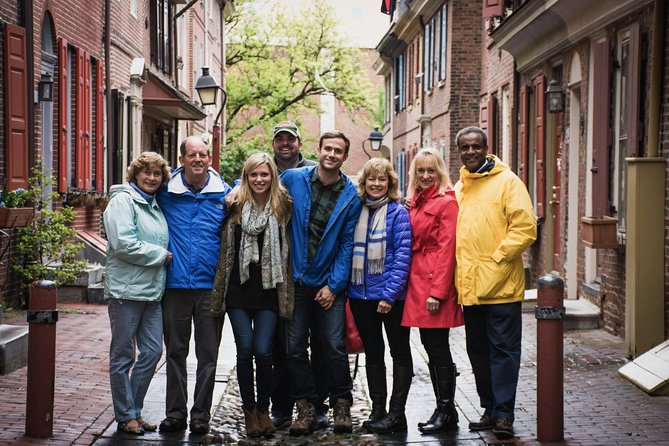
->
[156, 136, 231, 435]
[280, 131, 362, 436]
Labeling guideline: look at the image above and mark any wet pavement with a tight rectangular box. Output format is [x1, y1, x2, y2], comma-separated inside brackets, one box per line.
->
[1, 301, 669, 445]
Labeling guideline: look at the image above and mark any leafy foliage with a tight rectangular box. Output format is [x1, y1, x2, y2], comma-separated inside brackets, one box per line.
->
[13, 167, 86, 287]
[223, 0, 375, 152]
[0, 188, 30, 208]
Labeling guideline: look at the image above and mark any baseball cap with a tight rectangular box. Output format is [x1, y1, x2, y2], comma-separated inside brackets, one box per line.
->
[272, 121, 301, 140]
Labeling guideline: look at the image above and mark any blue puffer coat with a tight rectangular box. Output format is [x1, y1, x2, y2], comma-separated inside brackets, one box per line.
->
[347, 200, 412, 304]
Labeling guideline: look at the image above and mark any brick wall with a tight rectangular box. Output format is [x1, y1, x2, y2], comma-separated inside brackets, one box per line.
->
[662, 3, 669, 339]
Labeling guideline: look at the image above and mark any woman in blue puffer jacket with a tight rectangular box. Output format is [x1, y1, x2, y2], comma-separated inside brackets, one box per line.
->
[347, 158, 412, 434]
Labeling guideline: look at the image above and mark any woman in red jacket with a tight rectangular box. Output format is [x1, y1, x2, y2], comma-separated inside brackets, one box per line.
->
[401, 147, 464, 433]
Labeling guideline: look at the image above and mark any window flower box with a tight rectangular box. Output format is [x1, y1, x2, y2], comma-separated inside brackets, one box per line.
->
[0, 207, 34, 228]
[581, 216, 618, 249]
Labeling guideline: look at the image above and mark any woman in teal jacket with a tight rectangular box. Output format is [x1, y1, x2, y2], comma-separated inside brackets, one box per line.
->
[104, 152, 172, 436]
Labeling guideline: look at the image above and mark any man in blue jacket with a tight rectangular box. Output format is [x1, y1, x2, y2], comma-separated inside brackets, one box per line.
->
[157, 136, 231, 435]
[281, 131, 363, 436]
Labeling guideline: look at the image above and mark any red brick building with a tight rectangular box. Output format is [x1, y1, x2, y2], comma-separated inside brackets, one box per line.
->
[376, 0, 483, 195]
[486, 0, 667, 357]
[0, 0, 232, 307]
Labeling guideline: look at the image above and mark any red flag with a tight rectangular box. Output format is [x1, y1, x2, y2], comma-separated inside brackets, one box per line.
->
[381, 0, 396, 15]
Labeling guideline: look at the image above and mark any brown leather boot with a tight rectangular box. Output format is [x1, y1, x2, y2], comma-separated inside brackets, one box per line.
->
[256, 409, 276, 437]
[243, 407, 261, 438]
[333, 398, 353, 434]
[288, 399, 318, 436]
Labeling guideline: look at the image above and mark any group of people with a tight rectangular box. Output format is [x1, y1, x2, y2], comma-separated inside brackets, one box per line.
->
[102, 121, 537, 442]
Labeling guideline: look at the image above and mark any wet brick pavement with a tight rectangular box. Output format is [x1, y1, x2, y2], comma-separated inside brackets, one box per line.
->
[1, 302, 669, 445]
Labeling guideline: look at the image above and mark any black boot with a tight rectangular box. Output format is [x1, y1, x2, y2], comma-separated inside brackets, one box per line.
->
[362, 364, 387, 429]
[417, 363, 440, 428]
[419, 364, 459, 434]
[368, 365, 413, 433]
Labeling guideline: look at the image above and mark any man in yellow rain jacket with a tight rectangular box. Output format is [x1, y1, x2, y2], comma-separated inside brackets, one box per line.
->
[454, 126, 536, 440]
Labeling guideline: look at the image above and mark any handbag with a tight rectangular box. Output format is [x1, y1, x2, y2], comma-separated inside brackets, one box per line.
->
[345, 298, 364, 354]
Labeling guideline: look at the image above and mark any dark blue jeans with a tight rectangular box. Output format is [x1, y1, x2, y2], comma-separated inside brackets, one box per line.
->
[463, 302, 522, 422]
[286, 284, 352, 405]
[227, 307, 278, 411]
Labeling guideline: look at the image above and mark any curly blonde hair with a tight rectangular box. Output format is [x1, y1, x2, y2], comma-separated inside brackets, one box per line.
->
[126, 151, 171, 186]
[356, 158, 401, 202]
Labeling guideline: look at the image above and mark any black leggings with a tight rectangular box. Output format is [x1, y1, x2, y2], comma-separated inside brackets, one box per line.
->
[419, 327, 453, 367]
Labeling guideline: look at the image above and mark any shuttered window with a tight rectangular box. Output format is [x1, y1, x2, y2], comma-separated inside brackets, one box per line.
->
[534, 75, 546, 218]
[4, 24, 29, 190]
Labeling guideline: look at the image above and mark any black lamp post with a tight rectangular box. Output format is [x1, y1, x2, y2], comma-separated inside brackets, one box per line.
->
[545, 79, 564, 113]
[195, 67, 228, 171]
[362, 127, 384, 159]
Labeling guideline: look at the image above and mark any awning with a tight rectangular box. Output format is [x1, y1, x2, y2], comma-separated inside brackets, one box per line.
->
[143, 71, 206, 121]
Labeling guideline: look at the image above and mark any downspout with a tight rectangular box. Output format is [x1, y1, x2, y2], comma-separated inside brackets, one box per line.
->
[105, 0, 111, 191]
[647, 0, 665, 157]
[173, 0, 200, 92]
[220, 1, 226, 148]
[26, 0, 35, 169]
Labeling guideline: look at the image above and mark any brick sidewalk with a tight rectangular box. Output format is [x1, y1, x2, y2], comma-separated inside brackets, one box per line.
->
[2, 304, 669, 445]
[0, 303, 114, 446]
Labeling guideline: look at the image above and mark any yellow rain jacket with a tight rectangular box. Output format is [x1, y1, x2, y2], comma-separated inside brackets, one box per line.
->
[454, 155, 537, 306]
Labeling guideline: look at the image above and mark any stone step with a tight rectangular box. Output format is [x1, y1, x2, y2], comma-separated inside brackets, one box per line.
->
[87, 282, 107, 305]
[0, 324, 29, 375]
[523, 289, 600, 330]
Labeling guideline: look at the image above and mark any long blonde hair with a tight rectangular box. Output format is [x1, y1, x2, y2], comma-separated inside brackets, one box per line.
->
[357, 158, 401, 202]
[235, 152, 292, 225]
[407, 148, 452, 198]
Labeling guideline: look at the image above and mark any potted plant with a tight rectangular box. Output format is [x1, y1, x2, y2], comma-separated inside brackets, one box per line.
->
[12, 167, 86, 289]
[0, 188, 34, 228]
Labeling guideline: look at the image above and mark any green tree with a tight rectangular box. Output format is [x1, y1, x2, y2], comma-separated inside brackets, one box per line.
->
[221, 0, 375, 177]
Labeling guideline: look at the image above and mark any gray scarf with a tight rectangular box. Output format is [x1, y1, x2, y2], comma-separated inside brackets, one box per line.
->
[239, 200, 284, 289]
[351, 196, 390, 285]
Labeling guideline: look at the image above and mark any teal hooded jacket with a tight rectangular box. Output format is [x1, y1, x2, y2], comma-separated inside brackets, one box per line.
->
[103, 184, 169, 301]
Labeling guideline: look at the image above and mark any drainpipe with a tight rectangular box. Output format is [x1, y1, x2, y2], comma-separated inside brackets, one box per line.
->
[647, 0, 665, 157]
[220, 1, 226, 148]
[173, 0, 199, 92]
[105, 0, 111, 191]
[26, 0, 35, 170]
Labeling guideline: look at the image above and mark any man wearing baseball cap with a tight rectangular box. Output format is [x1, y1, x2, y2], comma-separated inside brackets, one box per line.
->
[269, 121, 328, 430]
[272, 121, 317, 173]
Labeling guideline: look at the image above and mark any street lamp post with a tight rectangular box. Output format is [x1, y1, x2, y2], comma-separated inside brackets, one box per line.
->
[195, 67, 228, 172]
[362, 127, 384, 159]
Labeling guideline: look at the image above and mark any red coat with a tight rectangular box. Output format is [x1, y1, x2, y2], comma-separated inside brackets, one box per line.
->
[401, 185, 464, 329]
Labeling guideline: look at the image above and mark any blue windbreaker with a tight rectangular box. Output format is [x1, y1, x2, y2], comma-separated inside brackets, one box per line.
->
[157, 166, 231, 289]
[280, 166, 362, 294]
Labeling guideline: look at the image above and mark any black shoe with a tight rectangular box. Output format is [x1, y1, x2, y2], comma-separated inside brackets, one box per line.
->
[368, 413, 407, 434]
[189, 419, 210, 435]
[492, 417, 514, 439]
[271, 413, 292, 429]
[159, 417, 187, 432]
[469, 413, 495, 431]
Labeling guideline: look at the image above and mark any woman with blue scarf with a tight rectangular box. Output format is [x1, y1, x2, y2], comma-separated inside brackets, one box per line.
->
[347, 158, 412, 433]
[104, 152, 172, 435]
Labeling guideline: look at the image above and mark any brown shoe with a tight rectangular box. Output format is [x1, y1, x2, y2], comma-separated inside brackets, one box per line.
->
[289, 399, 318, 436]
[333, 398, 353, 434]
[256, 409, 276, 437]
[243, 406, 262, 438]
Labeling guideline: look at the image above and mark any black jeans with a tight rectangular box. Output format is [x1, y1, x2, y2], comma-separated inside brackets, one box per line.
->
[286, 284, 352, 405]
[348, 299, 412, 369]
